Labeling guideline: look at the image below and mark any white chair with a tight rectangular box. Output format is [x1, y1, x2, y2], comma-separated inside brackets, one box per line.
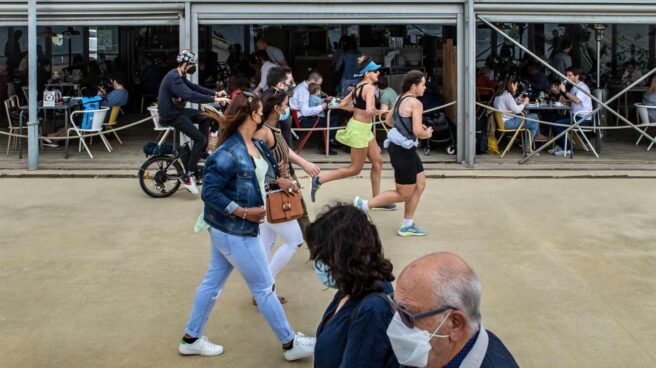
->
[634, 103, 656, 151]
[67, 108, 111, 159]
[21, 86, 29, 103]
[147, 106, 176, 146]
[4, 96, 43, 156]
[565, 111, 599, 158]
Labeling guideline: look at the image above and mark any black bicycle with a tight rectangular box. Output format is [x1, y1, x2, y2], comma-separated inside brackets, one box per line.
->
[138, 142, 204, 198]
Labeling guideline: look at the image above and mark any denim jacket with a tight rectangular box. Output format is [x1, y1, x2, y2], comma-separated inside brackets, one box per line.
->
[202, 132, 279, 237]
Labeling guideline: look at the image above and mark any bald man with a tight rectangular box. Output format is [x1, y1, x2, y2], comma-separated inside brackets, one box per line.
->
[387, 252, 518, 368]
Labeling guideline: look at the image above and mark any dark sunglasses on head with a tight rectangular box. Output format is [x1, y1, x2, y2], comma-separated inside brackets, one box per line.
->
[386, 294, 455, 329]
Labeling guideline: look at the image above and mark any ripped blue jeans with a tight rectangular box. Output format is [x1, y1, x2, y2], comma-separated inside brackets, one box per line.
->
[184, 227, 295, 343]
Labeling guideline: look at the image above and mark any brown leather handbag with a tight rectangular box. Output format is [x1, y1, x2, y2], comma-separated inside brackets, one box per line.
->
[266, 189, 304, 224]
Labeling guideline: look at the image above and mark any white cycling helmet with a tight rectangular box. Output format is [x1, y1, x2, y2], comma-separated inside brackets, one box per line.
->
[177, 49, 198, 65]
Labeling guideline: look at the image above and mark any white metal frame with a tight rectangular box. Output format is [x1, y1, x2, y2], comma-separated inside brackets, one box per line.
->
[147, 106, 177, 146]
[634, 104, 656, 151]
[67, 108, 111, 159]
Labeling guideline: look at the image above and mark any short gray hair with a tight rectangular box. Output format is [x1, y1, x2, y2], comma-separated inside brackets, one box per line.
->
[432, 266, 482, 332]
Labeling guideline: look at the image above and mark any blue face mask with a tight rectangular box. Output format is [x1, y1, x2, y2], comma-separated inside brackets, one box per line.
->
[279, 107, 290, 121]
[314, 260, 337, 289]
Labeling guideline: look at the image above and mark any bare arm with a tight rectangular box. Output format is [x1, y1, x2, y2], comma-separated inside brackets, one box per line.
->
[364, 84, 386, 116]
[288, 149, 320, 177]
[253, 126, 275, 148]
[410, 99, 432, 139]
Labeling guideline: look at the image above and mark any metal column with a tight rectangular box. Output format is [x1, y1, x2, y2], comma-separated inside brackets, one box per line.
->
[464, 0, 476, 166]
[28, 0, 38, 170]
[456, 11, 465, 163]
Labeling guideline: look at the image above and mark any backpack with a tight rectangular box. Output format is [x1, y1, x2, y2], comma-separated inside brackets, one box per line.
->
[80, 96, 103, 129]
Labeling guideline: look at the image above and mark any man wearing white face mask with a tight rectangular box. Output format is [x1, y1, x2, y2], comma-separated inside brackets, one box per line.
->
[387, 252, 518, 368]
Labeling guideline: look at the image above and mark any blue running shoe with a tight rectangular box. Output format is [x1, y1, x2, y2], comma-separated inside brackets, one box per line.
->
[398, 223, 427, 237]
[371, 203, 397, 211]
[311, 176, 321, 202]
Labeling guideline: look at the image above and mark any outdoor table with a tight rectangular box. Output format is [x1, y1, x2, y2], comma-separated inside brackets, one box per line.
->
[523, 103, 570, 112]
[18, 99, 81, 159]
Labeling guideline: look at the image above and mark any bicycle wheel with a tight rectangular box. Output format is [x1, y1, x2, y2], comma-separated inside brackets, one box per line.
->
[138, 155, 184, 198]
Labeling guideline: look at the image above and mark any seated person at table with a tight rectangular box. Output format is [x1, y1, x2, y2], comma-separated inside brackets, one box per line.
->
[476, 67, 497, 102]
[525, 62, 549, 95]
[98, 73, 128, 109]
[378, 76, 398, 111]
[549, 67, 593, 157]
[308, 82, 326, 118]
[37, 59, 52, 97]
[289, 70, 337, 153]
[43, 73, 129, 147]
[642, 75, 656, 123]
[493, 77, 546, 144]
[621, 60, 643, 86]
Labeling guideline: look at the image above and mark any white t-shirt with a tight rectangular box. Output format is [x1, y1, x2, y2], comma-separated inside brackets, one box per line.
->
[258, 61, 277, 91]
[570, 82, 593, 118]
[266, 46, 286, 66]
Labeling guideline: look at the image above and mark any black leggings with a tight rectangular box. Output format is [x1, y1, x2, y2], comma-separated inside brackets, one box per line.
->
[164, 108, 209, 174]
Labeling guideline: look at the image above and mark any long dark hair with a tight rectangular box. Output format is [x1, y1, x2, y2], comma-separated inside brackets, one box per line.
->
[306, 203, 395, 299]
[262, 90, 288, 122]
[357, 55, 373, 81]
[496, 77, 518, 97]
[204, 93, 261, 146]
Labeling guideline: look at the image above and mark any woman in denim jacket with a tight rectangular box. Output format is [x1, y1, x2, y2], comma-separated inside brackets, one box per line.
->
[178, 92, 316, 362]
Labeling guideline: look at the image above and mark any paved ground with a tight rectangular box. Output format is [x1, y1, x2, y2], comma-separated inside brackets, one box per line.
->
[1, 175, 655, 368]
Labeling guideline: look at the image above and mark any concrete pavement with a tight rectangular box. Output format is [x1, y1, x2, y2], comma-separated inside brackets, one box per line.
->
[1, 176, 655, 367]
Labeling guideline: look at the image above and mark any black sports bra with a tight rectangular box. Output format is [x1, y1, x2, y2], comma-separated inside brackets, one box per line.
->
[353, 83, 381, 110]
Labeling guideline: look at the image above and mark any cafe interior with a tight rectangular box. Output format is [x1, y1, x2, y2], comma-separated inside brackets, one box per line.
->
[0, 22, 655, 162]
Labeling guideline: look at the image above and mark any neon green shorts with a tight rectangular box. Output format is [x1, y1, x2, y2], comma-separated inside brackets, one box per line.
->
[335, 118, 374, 148]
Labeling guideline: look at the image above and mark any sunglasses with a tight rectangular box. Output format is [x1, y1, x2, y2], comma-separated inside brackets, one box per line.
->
[386, 294, 455, 329]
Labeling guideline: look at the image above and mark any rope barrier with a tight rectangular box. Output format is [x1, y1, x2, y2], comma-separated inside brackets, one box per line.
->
[291, 101, 457, 132]
[477, 102, 656, 130]
[0, 116, 154, 139]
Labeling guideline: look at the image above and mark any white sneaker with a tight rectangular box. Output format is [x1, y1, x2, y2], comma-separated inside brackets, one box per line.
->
[283, 332, 316, 361]
[554, 149, 571, 157]
[182, 175, 200, 195]
[178, 336, 224, 356]
[548, 146, 562, 155]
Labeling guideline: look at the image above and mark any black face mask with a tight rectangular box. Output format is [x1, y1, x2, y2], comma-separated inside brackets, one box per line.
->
[186, 66, 197, 75]
[253, 113, 264, 131]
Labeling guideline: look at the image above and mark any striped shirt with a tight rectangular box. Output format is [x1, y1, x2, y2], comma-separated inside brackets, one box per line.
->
[265, 123, 290, 177]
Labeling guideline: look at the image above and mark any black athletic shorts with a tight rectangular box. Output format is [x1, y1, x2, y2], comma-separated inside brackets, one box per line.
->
[388, 143, 424, 185]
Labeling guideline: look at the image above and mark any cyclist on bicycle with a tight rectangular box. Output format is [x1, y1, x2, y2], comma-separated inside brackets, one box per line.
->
[158, 49, 230, 194]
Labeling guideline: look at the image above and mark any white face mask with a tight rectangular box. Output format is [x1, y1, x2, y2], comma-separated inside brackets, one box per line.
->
[386, 311, 451, 367]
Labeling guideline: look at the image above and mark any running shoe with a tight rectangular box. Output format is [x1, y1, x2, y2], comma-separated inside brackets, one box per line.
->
[283, 332, 316, 361]
[178, 336, 224, 356]
[353, 196, 367, 212]
[398, 223, 427, 237]
[182, 175, 200, 195]
[372, 203, 397, 211]
[310, 176, 321, 202]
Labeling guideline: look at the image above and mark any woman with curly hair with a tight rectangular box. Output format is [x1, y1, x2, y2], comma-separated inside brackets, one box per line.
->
[306, 204, 399, 368]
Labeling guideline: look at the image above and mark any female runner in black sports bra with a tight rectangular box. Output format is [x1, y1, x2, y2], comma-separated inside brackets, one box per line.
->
[309, 56, 393, 210]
